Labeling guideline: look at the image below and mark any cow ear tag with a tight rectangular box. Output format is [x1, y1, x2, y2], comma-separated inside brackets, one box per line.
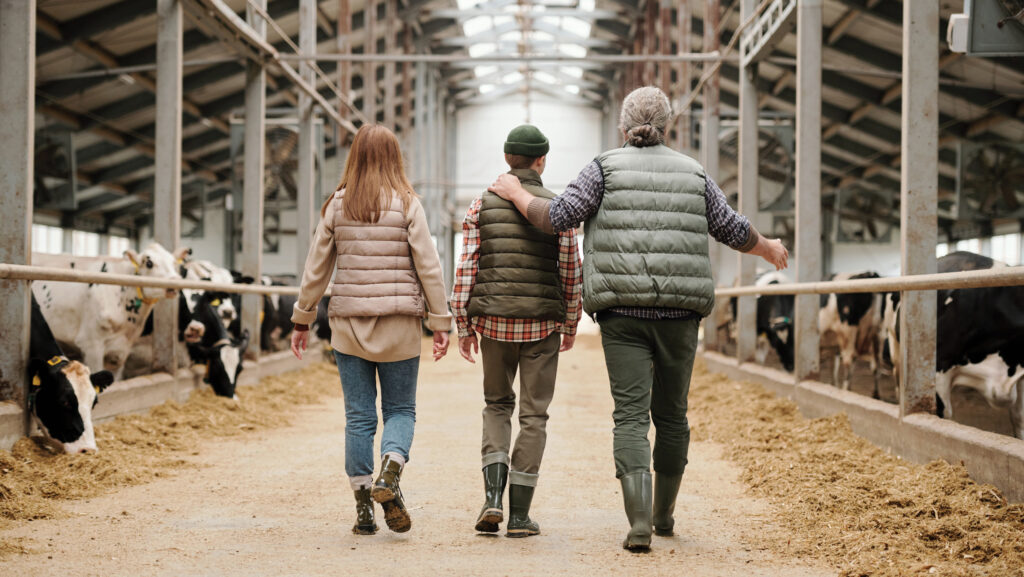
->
[94, 386, 102, 395]
[32, 375, 41, 387]
[46, 356, 63, 367]
[211, 299, 221, 307]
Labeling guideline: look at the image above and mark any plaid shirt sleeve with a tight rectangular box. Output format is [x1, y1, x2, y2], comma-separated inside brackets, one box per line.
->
[549, 161, 605, 232]
[557, 228, 583, 335]
[705, 175, 753, 250]
[450, 197, 482, 338]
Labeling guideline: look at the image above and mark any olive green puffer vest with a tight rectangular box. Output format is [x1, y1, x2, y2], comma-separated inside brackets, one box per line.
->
[583, 145, 715, 316]
[467, 169, 566, 321]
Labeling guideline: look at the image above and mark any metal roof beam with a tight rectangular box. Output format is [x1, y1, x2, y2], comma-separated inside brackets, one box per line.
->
[36, 1, 152, 57]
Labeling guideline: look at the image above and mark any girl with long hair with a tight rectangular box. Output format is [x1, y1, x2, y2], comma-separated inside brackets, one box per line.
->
[290, 124, 451, 535]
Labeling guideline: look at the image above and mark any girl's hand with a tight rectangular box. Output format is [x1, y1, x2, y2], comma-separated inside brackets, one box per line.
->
[291, 329, 309, 360]
[432, 330, 450, 361]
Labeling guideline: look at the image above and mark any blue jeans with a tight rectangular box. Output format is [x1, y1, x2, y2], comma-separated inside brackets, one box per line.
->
[334, 351, 419, 478]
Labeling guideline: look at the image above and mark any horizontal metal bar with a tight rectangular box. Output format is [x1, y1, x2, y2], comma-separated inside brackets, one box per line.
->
[279, 52, 732, 63]
[0, 264, 299, 296]
[37, 57, 240, 83]
[425, 8, 620, 19]
[715, 267, 1024, 298]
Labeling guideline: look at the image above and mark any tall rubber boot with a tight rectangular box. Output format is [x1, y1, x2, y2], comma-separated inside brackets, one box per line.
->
[652, 473, 683, 536]
[352, 488, 378, 535]
[475, 463, 509, 533]
[620, 471, 653, 551]
[505, 484, 540, 538]
[371, 455, 411, 533]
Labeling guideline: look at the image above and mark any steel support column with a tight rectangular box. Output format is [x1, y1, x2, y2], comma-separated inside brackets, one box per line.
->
[242, 0, 267, 359]
[899, 0, 938, 416]
[364, 0, 377, 123]
[701, 0, 722, 353]
[793, 0, 821, 382]
[336, 0, 351, 176]
[296, 0, 317, 280]
[383, 0, 396, 129]
[153, 0, 184, 375]
[676, 1, 692, 150]
[735, 0, 759, 364]
[0, 0, 35, 412]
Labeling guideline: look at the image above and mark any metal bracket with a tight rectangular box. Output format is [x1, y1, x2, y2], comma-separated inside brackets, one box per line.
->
[740, 0, 798, 68]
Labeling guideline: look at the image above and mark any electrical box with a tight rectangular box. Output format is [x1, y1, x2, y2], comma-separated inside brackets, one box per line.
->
[949, 0, 1024, 57]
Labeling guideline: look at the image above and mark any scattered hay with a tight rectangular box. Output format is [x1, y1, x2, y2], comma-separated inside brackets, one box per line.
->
[0, 361, 340, 555]
[689, 360, 1024, 577]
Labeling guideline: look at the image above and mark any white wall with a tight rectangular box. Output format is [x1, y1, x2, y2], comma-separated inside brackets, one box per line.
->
[455, 94, 605, 206]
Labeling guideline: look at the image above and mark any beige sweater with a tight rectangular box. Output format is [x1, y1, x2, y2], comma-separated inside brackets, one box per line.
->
[291, 192, 452, 362]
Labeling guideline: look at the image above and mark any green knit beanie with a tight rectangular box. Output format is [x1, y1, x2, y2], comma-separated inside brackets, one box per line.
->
[504, 124, 550, 157]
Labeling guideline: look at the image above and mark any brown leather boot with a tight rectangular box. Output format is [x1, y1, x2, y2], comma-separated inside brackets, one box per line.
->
[371, 455, 411, 533]
[352, 488, 378, 535]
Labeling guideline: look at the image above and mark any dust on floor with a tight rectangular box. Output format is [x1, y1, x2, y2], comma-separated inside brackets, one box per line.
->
[688, 360, 1024, 577]
[0, 362, 341, 534]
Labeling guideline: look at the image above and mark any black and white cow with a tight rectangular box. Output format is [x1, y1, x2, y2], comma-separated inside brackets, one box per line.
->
[32, 243, 188, 380]
[29, 294, 114, 454]
[185, 291, 250, 399]
[883, 251, 1024, 439]
[730, 272, 796, 372]
[181, 259, 239, 329]
[818, 272, 886, 397]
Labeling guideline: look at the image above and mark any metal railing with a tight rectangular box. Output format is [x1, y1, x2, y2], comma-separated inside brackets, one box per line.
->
[713, 266, 1024, 298]
[0, 264, 300, 296]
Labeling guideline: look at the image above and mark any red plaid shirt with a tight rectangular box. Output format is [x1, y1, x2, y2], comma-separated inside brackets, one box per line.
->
[451, 196, 582, 342]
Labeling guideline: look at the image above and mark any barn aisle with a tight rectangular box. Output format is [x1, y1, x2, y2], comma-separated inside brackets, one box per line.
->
[0, 329, 827, 577]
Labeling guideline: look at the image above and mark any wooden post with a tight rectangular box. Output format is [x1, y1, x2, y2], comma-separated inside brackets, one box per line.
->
[242, 0, 267, 359]
[153, 0, 183, 376]
[0, 0, 35, 416]
[296, 0, 317, 279]
[736, 0, 759, 364]
[794, 0, 822, 382]
[701, 0, 721, 353]
[899, 0, 938, 416]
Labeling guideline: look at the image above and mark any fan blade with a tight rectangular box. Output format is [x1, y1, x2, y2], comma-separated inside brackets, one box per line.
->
[279, 170, 298, 200]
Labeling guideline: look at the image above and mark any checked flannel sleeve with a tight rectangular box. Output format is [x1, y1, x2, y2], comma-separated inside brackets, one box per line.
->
[557, 227, 583, 336]
[450, 197, 483, 339]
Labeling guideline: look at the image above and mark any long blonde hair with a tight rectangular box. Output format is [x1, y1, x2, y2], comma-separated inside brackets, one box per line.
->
[321, 124, 416, 222]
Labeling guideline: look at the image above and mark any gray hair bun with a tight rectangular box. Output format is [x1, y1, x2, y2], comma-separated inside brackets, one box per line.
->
[619, 86, 671, 148]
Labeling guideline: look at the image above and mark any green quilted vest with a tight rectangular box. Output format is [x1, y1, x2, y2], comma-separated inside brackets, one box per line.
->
[468, 169, 566, 321]
[583, 145, 715, 317]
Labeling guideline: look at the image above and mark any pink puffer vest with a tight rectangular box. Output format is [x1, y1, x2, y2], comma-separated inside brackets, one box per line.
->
[329, 190, 424, 318]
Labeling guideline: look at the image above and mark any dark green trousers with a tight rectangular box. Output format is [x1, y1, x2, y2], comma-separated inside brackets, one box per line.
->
[598, 314, 700, 478]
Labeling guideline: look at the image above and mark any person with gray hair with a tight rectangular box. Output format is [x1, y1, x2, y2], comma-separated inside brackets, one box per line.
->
[488, 85, 787, 552]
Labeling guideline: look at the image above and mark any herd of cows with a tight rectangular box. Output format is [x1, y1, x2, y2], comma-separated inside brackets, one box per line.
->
[20, 244, 1023, 455]
[26, 242, 307, 454]
[726, 251, 1024, 440]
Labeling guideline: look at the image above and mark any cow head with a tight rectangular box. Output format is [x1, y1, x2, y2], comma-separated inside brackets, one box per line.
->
[124, 243, 187, 302]
[29, 357, 114, 454]
[188, 292, 249, 398]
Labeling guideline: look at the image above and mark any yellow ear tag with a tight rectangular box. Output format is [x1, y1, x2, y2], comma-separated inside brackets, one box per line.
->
[94, 386, 102, 395]
[211, 299, 221, 307]
[47, 356, 63, 367]
[32, 375, 41, 387]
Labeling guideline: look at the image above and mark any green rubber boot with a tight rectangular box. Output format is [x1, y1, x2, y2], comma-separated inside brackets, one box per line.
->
[505, 484, 540, 538]
[653, 473, 683, 536]
[621, 471, 653, 551]
[475, 463, 509, 533]
[371, 455, 411, 533]
[352, 488, 378, 535]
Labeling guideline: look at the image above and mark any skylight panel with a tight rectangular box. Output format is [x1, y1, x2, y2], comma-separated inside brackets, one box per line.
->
[579, 0, 595, 11]
[534, 71, 558, 85]
[468, 43, 497, 57]
[561, 65, 584, 78]
[474, 65, 499, 78]
[456, 0, 480, 8]
[463, 16, 493, 37]
[502, 71, 524, 84]
[500, 30, 523, 42]
[561, 17, 591, 38]
[565, 85, 580, 94]
[557, 43, 587, 58]
[479, 84, 496, 94]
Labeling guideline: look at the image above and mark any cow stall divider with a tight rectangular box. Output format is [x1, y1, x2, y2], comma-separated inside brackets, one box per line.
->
[704, 266, 1024, 501]
[0, 264, 316, 452]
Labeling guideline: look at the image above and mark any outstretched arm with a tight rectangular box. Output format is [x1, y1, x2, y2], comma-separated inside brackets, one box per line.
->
[705, 176, 789, 270]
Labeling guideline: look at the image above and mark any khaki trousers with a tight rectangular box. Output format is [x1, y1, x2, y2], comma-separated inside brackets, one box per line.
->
[480, 332, 560, 481]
